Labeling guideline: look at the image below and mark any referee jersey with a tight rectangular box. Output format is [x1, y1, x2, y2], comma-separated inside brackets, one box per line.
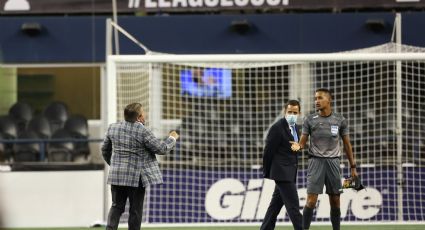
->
[302, 112, 349, 158]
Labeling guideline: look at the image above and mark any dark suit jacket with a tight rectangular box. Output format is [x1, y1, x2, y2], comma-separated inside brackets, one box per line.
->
[262, 118, 299, 182]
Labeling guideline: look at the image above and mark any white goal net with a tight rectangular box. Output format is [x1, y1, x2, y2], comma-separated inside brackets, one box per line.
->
[105, 42, 425, 225]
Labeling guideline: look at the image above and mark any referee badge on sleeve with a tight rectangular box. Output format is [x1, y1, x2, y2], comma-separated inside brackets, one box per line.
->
[331, 125, 339, 136]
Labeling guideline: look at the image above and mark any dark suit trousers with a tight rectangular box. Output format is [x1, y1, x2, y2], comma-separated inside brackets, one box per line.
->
[260, 181, 303, 230]
[106, 181, 146, 230]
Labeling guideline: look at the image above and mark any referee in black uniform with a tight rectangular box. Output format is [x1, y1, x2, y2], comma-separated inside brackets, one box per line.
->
[294, 89, 358, 230]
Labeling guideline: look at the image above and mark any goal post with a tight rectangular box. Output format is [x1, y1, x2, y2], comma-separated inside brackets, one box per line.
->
[104, 45, 425, 225]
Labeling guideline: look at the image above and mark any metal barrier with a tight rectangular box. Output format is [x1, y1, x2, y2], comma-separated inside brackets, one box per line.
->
[0, 138, 104, 161]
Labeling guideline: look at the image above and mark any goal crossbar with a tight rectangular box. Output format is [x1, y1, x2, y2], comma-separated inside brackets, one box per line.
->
[108, 53, 425, 63]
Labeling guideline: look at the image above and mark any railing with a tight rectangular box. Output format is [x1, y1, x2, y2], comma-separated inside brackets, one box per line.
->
[0, 138, 104, 161]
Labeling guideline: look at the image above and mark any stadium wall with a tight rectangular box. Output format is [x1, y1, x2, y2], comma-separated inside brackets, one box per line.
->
[1, 167, 420, 227]
[0, 120, 105, 228]
[0, 170, 104, 228]
[3, 12, 425, 63]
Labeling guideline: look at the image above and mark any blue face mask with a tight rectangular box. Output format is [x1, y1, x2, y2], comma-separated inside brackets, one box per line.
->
[285, 114, 298, 125]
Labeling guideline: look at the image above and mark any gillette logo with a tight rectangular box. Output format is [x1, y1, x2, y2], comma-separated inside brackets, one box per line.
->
[205, 178, 382, 220]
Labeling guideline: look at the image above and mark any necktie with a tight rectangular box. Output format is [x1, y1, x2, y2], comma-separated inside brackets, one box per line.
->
[290, 125, 298, 142]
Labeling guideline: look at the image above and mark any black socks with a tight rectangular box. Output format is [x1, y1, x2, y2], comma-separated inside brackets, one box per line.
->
[302, 206, 314, 230]
[302, 206, 340, 230]
[330, 207, 341, 230]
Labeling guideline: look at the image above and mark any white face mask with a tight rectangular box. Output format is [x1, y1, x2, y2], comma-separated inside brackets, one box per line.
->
[285, 114, 298, 125]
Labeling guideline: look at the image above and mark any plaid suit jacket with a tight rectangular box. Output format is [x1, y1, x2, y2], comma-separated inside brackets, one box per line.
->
[101, 121, 176, 187]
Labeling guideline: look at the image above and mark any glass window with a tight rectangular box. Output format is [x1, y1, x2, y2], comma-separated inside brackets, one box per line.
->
[17, 67, 100, 119]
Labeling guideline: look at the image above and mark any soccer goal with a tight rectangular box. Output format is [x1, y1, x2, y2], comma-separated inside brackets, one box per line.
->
[104, 43, 425, 226]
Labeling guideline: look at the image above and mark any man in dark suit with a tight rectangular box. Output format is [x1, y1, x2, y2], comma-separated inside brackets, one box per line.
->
[101, 102, 179, 230]
[261, 100, 302, 230]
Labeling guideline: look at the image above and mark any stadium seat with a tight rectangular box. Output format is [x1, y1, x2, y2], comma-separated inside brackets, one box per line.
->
[8, 102, 33, 134]
[0, 133, 6, 162]
[43, 101, 69, 134]
[0, 115, 18, 139]
[47, 128, 74, 162]
[0, 115, 18, 162]
[64, 114, 88, 137]
[64, 115, 90, 161]
[28, 115, 52, 139]
[13, 130, 41, 162]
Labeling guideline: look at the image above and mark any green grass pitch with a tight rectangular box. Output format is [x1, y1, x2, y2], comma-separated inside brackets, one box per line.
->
[3, 225, 425, 230]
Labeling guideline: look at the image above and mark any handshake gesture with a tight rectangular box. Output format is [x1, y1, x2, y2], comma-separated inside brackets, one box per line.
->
[169, 131, 179, 140]
[289, 141, 301, 152]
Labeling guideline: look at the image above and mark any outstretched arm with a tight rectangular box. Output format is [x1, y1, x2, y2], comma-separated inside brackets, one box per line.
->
[143, 129, 177, 155]
[299, 134, 308, 149]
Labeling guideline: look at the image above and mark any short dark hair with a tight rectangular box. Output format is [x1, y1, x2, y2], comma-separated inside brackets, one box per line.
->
[284, 100, 301, 112]
[124, 103, 142, 122]
[315, 88, 333, 99]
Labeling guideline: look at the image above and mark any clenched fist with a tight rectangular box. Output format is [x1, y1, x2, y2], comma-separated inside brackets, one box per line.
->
[169, 131, 179, 140]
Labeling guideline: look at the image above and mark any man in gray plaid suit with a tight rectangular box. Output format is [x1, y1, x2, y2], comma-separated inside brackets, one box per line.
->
[102, 102, 179, 230]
